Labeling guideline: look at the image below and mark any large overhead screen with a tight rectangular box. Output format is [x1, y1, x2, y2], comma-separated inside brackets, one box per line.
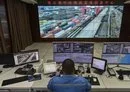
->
[38, 5, 124, 38]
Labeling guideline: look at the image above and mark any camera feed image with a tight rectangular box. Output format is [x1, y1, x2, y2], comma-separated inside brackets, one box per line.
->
[119, 43, 130, 64]
[102, 54, 120, 63]
[73, 43, 93, 53]
[38, 5, 124, 38]
[121, 43, 130, 54]
[14, 52, 39, 65]
[53, 43, 71, 53]
[53, 43, 72, 62]
[53, 42, 94, 63]
[120, 54, 130, 64]
[103, 43, 122, 54]
[72, 43, 94, 63]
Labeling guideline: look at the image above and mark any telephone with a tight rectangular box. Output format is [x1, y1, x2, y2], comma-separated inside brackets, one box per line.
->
[15, 64, 36, 75]
[107, 68, 116, 76]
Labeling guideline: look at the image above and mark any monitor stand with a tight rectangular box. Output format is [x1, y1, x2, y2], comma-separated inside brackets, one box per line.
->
[93, 69, 104, 75]
[110, 64, 130, 70]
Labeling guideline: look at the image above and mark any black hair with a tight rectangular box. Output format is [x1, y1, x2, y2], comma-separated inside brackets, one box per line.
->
[62, 59, 75, 75]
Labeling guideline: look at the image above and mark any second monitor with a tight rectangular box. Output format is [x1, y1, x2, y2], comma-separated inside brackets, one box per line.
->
[53, 42, 94, 63]
[91, 57, 107, 75]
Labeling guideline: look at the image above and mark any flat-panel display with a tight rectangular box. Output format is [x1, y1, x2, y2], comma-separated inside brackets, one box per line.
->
[53, 42, 94, 63]
[38, 5, 124, 38]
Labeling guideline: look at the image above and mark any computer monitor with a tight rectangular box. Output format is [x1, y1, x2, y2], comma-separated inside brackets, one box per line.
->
[119, 43, 130, 64]
[102, 54, 120, 64]
[53, 42, 94, 63]
[102, 42, 122, 64]
[102, 42, 130, 64]
[0, 53, 15, 66]
[91, 57, 107, 74]
[13, 49, 40, 66]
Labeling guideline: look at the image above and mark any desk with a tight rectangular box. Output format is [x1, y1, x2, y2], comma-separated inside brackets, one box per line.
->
[0, 62, 43, 92]
[0, 65, 130, 92]
[101, 65, 130, 92]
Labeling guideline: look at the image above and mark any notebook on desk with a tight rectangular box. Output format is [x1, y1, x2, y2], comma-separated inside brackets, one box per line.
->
[43, 62, 57, 74]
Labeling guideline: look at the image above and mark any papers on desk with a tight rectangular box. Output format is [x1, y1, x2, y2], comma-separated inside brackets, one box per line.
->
[123, 75, 130, 81]
[43, 62, 57, 74]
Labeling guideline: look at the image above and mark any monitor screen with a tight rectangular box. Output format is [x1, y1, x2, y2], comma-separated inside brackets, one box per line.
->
[102, 54, 120, 64]
[53, 42, 94, 63]
[119, 43, 130, 64]
[0, 53, 15, 65]
[13, 49, 39, 66]
[38, 5, 124, 38]
[121, 43, 130, 54]
[119, 54, 130, 64]
[102, 42, 130, 64]
[91, 57, 107, 71]
[102, 42, 122, 64]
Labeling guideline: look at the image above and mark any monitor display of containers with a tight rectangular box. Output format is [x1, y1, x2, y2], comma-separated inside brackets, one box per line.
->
[38, 5, 124, 38]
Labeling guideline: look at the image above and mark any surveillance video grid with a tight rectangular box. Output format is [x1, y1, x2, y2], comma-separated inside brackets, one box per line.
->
[53, 42, 94, 63]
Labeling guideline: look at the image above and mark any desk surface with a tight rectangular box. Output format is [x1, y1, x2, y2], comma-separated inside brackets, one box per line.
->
[0, 65, 130, 92]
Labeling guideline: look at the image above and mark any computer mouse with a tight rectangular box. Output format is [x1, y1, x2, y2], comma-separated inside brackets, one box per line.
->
[118, 74, 124, 80]
[93, 78, 97, 82]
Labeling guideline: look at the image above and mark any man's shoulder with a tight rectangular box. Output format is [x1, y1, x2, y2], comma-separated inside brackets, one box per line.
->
[75, 76, 87, 82]
[50, 75, 87, 82]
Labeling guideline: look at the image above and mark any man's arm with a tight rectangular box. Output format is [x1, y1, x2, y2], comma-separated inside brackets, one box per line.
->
[85, 80, 91, 92]
[47, 78, 54, 91]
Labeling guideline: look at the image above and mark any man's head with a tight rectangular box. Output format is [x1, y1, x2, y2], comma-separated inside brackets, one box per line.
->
[62, 59, 75, 75]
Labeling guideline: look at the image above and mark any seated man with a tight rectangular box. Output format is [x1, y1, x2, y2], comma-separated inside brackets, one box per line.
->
[47, 59, 91, 92]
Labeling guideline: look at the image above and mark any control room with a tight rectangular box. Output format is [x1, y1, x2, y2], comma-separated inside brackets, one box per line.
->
[0, 0, 130, 92]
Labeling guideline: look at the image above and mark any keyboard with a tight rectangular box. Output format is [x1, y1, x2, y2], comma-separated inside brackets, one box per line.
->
[84, 77, 100, 85]
[2, 76, 28, 86]
[116, 70, 130, 75]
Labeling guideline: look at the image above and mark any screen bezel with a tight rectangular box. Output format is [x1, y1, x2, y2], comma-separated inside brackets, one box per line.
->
[37, 5, 124, 40]
[13, 49, 40, 66]
[91, 57, 107, 72]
